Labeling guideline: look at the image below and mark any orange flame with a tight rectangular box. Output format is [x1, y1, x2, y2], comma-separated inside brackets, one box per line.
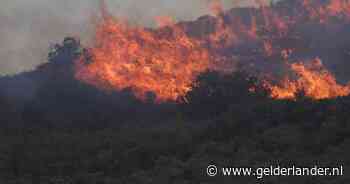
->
[75, 0, 350, 103]
[75, 17, 213, 103]
[264, 58, 350, 100]
[155, 16, 175, 28]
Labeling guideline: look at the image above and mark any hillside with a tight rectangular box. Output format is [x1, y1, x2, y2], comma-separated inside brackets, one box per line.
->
[0, 0, 350, 183]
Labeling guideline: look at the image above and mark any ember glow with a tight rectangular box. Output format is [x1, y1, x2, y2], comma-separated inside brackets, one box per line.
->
[264, 58, 350, 100]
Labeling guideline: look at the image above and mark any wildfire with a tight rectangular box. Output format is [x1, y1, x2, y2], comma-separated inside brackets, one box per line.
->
[75, 16, 213, 103]
[264, 58, 350, 100]
[75, 0, 350, 103]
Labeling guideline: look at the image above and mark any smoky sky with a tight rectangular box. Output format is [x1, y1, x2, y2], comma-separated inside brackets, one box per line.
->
[0, 0, 270, 75]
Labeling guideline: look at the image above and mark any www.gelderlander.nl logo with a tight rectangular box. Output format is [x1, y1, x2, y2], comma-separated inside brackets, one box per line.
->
[207, 165, 344, 179]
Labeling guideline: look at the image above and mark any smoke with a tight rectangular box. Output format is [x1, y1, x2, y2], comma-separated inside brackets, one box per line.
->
[0, 0, 272, 75]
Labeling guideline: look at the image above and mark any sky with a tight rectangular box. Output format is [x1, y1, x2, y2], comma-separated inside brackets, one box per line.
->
[0, 0, 271, 75]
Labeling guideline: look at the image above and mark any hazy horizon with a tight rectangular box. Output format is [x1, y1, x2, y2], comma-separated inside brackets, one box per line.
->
[0, 0, 272, 75]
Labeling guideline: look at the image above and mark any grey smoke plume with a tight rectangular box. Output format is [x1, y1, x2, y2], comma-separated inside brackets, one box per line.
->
[0, 0, 271, 75]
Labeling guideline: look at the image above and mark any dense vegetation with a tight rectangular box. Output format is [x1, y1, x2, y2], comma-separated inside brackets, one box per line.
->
[0, 38, 348, 183]
[1, 0, 350, 182]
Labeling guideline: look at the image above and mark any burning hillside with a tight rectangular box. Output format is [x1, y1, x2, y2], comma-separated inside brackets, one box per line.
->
[3, 2, 350, 183]
[263, 58, 350, 100]
[75, 1, 237, 103]
[75, 0, 350, 103]
[75, 17, 212, 103]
